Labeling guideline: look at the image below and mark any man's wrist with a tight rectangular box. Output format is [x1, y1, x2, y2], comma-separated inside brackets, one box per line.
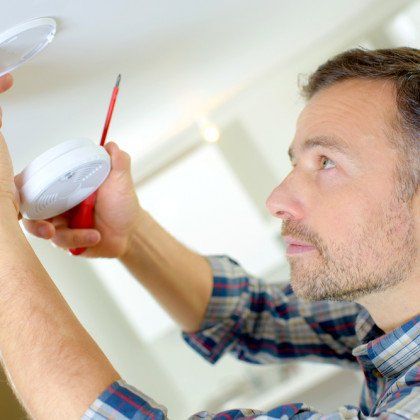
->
[119, 209, 152, 263]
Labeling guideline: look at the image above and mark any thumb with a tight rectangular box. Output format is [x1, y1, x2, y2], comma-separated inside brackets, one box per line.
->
[104, 142, 132, 175]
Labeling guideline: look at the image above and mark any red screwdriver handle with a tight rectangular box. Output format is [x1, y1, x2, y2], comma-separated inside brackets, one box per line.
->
[68, 192, 97, 255]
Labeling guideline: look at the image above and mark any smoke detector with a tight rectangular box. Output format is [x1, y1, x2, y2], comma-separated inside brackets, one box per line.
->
[0, 17, 56, 78]
[16, 138, 111, 220]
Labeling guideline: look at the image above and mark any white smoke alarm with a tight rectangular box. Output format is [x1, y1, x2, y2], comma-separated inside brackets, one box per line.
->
[0, 17, 56, 78]
[16, 138, 111, 220]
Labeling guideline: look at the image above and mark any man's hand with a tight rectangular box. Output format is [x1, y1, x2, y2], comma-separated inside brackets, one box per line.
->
[0, 74, 19, 217]
[0, 73, 13, 95]
[22, 141, 144, 258]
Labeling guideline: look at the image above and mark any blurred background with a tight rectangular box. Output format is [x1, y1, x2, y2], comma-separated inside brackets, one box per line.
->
[1, 0, 419, 417]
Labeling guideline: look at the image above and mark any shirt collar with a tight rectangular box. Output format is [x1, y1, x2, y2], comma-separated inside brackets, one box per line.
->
[352, 309, 420, 378]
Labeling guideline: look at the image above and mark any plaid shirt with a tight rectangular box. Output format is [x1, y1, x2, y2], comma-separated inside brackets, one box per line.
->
[83, 256, 420, 419]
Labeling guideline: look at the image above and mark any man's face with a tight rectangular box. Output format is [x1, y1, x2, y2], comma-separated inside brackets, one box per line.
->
[266, 79, 418, 301]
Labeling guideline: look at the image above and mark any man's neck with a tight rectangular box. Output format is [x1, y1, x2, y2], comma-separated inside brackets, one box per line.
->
[357, 268, 420, 334]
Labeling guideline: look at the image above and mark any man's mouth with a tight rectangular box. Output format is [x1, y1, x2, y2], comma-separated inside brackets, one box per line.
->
[283, 236, 317, 256]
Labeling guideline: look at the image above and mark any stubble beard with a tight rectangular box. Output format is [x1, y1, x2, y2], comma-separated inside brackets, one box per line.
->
[282, 199, 416, 302]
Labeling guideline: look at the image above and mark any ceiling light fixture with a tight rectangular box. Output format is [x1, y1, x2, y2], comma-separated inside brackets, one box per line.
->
[196, 117, 220, 143]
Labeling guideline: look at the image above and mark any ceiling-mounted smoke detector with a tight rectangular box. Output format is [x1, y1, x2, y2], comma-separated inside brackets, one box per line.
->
[0, 17, 56, 77]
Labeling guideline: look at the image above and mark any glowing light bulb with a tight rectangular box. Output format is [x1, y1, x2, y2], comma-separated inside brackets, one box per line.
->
[197, 117, 220, 143]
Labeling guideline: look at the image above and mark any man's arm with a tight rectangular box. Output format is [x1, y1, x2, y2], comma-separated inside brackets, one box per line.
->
[182, 255, 361, 367]
[119, 209, 213, 332]
[0, 200, 119, 419]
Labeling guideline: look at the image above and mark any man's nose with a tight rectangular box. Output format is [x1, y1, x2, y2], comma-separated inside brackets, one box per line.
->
[265, 179, 303, 221]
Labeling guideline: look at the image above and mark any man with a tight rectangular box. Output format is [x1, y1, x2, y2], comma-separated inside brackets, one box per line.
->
[0, 47, 418, 419]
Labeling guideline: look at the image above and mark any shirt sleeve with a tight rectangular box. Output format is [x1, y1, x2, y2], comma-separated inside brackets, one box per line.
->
[183, 255, 361, 367]
[83, 380, 418, 419]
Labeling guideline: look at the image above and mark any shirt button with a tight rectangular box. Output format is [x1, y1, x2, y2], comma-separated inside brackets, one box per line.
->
[373, 369, 382, 378]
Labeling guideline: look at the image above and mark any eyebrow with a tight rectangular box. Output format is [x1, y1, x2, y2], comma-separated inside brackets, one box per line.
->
[288, 135, 352, 162]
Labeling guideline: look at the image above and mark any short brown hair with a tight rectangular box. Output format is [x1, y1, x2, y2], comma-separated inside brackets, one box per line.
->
[300, 47, 419, 200]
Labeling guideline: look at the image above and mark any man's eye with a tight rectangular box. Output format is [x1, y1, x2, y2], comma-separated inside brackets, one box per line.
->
[320, 156, 335, 170]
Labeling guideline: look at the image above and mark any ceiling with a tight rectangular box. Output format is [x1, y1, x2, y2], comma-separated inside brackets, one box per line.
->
[0, 0, 414, 172]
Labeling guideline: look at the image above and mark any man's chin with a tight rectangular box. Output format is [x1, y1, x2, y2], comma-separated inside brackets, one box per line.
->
[290, 275, 375, 302]
[288, 261, 329, 301]
[291, 285, 326, 301]
[290, 275, 325, 301]
[290, 269, 354, 302]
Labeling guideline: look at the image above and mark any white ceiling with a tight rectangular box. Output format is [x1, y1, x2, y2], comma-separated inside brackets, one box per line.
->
[0, 0, 414, 172]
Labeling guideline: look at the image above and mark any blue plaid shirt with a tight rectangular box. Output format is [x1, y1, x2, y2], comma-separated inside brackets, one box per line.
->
[83, 256, 420, 419]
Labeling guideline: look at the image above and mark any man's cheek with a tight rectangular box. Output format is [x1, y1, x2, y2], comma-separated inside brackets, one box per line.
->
[334, 187, 370, 231]
[315, 212, 364, 259]
[314, 201, 355, 239]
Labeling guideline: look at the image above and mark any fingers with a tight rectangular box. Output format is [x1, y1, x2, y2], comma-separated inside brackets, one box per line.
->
[51, 228, 101, 249]
[49, 213, 69, 229]
[0, 74, 13, 94]
[22, 214, 101, 250]
[22, 212, 68, 239]
[22, 219, 56, 239]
